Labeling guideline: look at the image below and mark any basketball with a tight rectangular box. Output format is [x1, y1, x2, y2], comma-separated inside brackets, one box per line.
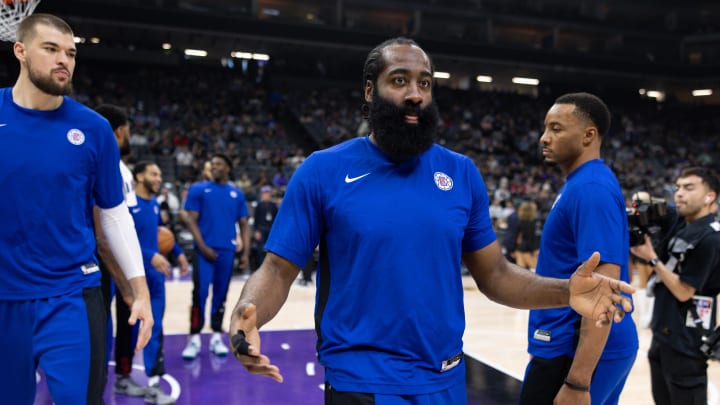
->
[158, 226, 175, 255]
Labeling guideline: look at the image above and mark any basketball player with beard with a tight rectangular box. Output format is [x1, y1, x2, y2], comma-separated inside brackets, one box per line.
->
[0, 14, 152, 405]
[130, 161, 188, 404]
[229, 37, 635, 403]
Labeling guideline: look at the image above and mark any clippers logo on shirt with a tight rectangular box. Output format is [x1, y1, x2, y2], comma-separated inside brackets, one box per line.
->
[230, 190, 238, 199]
[434, 172, 453, 191]
[66, 129, 85, 145]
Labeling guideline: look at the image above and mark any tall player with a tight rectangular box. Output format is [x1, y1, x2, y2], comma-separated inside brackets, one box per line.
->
[228, 37, 636, 403]
[130, 161, 189, 404]
[94, 104, 150, 397]
[181, 153, 250, 359]
[0, 14, 152, 405]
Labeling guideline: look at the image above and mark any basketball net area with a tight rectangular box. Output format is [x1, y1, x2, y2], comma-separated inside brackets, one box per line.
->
[0, 0, 41, 42]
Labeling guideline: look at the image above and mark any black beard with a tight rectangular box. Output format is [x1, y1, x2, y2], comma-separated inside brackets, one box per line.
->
[368, 93, 439, 162]
[27, 65, 73, 96]
[119, 142, 131, 156]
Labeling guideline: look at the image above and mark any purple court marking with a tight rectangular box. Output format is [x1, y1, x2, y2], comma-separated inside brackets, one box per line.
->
[33, 329, 516, 404]
[34, 330, 324, 405]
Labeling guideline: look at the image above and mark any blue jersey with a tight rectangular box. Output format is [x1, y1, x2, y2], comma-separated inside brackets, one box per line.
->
[129, 196, 162, 270]
[528, 160, 638, 359]
[183, 181, 248, 251]
[0, 88, 124, 300]
[265, 136, 496, 395]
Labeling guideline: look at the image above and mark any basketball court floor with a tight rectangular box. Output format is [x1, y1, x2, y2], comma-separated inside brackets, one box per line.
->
[34, 273, 719, 404]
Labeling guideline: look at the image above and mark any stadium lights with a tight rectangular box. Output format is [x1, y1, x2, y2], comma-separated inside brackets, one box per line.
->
[646, 90, 665, 101]
[231, 51, 253, 59]
[433, 72, 450, 79]
[476, 75, 493, 83]
[692, 89, 713, 97]
[231, 52, 270, 61]
[512, 77, 539, 86]
[184, 49, 208, 57]
[162, 43, 172, 50]
[73, 36, 85, 44]
[90, 37, 100, 44]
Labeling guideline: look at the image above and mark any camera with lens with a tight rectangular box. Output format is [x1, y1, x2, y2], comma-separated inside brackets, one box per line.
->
[627, 196, 669, 247]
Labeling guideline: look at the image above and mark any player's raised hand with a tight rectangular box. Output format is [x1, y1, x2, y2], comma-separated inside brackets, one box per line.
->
[230, 303, 283, 382]
[569, 252, 635, 327]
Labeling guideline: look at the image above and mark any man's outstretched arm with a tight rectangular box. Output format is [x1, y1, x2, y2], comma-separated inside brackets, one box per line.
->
[464, 241, 633, 325]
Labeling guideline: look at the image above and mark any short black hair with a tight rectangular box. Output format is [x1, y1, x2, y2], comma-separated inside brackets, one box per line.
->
[132, 160, 156, 182]
[679, 166, 720, 197]
[212, 153, 233, 170]
[17, 14, 73, 43]
[554, 92, 611, 137]
[95, 104, 128, 131]
[361, 37, 433, 118]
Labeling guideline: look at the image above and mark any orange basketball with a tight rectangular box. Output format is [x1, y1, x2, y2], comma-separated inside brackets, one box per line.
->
[158, 226, 175, 255]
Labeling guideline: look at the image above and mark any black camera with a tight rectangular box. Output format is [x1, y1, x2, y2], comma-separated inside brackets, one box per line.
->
[627, 197, 669, 247]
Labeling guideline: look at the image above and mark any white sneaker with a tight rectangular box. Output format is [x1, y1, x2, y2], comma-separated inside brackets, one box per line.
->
[182, 334, 201, 360]
[210, 333, 229, 357]
[144, 383, 175, 405]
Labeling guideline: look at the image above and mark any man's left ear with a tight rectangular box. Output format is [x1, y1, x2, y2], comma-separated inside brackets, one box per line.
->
[583, 128, 597, 146]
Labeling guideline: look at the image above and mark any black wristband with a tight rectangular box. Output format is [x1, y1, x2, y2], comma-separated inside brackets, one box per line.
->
[564, 378, 590, 392]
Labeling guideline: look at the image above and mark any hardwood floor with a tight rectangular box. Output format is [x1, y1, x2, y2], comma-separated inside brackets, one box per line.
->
[161, 274, 719, 404]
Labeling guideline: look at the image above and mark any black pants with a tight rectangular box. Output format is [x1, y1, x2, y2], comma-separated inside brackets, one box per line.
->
[100, 265, 135, 376]
[324, 383, 374, 405]
[84, 286, 109, 405]
[518, 355, 573, 405]
[648, 338, 708, 405]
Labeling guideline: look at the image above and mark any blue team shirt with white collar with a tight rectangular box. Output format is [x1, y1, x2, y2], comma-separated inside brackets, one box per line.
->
[265, 136, 496, 395]
[0, 87, 124, 299]
[183, 181, 248, 250]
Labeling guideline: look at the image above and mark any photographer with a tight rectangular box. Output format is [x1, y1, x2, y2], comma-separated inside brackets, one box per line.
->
[628, 191, 679, 328]
[631, 167, 720, 405]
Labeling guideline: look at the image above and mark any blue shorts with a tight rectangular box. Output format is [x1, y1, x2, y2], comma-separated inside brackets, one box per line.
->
[520, 352, 636, 405]
[0, 287, 106, 405]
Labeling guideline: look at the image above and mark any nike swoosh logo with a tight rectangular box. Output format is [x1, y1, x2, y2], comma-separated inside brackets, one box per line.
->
[345, 173, 371, 183]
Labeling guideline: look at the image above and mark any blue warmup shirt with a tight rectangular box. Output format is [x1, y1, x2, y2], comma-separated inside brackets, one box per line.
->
[183, 181, 248, 251]
[130, 196, 181, 270]
[265, 136, 496, 395]
[528, 160, 638, 360]
[0, 88, 124, 300]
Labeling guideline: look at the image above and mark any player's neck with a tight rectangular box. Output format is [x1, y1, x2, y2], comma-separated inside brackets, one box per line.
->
[563, 151, 600, 177]
[135, 186, 152, 199]
[12, 79, 64, 111]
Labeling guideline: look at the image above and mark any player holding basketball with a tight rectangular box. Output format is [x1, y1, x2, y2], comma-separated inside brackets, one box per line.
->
[0, 14, 152, 405]
[181, 153, 251, 360]
[229, 37, 636, 404]
[130, 161, 189, 404]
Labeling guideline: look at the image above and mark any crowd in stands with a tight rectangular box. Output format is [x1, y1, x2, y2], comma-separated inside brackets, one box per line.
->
[4, 58, 717, 272]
